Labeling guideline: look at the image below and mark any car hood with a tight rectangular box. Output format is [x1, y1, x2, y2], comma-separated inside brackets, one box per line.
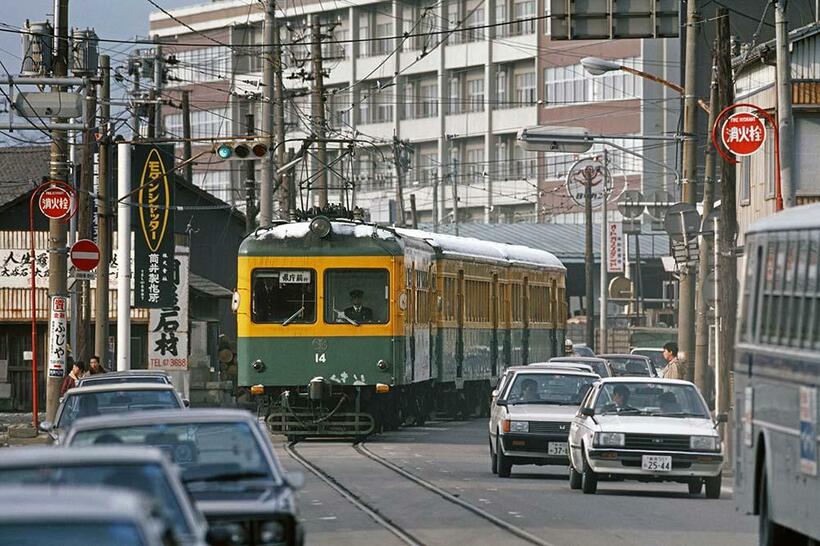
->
[506, 404, 578, 421]
[195, 487, 296, 519]
[592, 415, 716, 435]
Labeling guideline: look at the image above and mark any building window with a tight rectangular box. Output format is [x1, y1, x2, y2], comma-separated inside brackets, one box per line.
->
[192, 170, 233, 203]
[496, 0, 508, 35]
[466, 4, 485, 42]
[420, 82, 438, 118]
[448, 0, 461, 45]
[515, 72, 536, 104]
[164, 108, 230, 140]
[496, 140, 508, 178]
[513, 0, 535, 34]
[740, 156, 751, 206]
[373, 22, 393, 56]
[449, 76, 461, 115]
[496, 70, 508, 108]
[404, 82, 416, 120]
[466, 78, 484, 112]
[544, 64, 588, 104]
[466, 148, 484, 176]
[167, 47, 231, 86]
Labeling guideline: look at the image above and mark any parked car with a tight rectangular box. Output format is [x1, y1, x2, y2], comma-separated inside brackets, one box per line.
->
[489, 367, 599, 477]
[568, 377, 726, 497]
[77, 370, 173, 388]
[0, 446, 207, 545]
[549, 356, 613, 378]
[0, 485, 176, 546]
[631, 347, 667, 376]
[493, 363, 597, 403]
[598, 354, 658, 377]
[529, 362, 597, 375]
[42, 382, 186, 442]
[63, 409, 305, 546]
[572, 344, 596, 357]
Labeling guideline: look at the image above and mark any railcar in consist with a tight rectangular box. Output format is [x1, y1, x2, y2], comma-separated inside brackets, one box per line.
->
[235, 215, 567, 438]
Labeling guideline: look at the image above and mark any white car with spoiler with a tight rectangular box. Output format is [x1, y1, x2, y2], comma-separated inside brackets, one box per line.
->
[568, 377, 726, 497]
[489, 367, 599, 478]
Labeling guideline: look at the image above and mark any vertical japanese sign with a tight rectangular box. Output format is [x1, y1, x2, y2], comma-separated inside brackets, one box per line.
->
[47, 296, 67, 378]
[800, 386, 817, 476]
[133, 144, 175, 308]
[607, 222, 624, 273]
[148, 248, 189, 370]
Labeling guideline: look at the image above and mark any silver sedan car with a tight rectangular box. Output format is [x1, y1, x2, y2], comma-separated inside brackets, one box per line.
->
[568, 377, 726, 498]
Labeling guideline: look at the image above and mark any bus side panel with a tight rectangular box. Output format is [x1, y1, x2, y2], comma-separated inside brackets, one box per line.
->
[732, 367, 755, 515]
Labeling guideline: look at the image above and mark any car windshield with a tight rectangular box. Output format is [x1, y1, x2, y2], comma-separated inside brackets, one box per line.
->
[0, 522, 146, 546]
[573, 346, 595, 357]
[605, 357, 652, 377]
[57, 390, 181, 429]
[505, 373, 596, 405]
[593, 383, 710, 418]
[68, 422, 278, 491]
[632, 349, 666, 371]
[0, 464, 190, 537]
[552, 359, 609, 377]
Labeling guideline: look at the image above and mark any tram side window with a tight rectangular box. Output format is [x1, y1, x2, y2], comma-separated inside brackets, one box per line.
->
[252, 269, 316, 324]
[325, 269, 390, 324]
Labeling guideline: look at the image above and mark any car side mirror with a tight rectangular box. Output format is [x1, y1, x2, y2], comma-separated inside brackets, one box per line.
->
[39, 420, 53, 433]
[495, 399, 508, 407]
[182, 398, 190, 408]
[581, 407, 595, 417]
[284, 471, 305, 490]
[715, 413, 728, 426]
[491, 389, 498, 398]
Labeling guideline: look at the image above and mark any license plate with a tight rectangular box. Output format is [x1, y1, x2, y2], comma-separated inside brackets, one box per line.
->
[548, 442, 568, 456]
[641, 455, 672, 472]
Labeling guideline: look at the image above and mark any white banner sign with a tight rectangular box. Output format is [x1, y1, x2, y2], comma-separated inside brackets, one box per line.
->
[47, 296, 68, 378]
[148, 248, 189, 370]
[607, 222, 624, 273]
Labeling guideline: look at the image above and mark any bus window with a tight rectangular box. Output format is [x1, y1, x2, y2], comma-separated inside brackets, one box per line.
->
[761, 240, 778, 343]
[740, 240, 761, 343]
[251, 269, 316, 324]
[324, 269, 390, 324]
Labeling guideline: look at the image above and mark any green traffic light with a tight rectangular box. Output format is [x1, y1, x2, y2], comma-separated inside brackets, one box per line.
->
[217, 144, 232, 159]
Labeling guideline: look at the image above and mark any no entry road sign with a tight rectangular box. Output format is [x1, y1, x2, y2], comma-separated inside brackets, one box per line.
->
[721, 112, 766, 156]
[70, 239, 100, 271]
[38, 187, 73, 219]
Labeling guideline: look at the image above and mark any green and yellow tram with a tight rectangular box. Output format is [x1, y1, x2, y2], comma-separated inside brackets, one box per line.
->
[235, 216, 567, 438]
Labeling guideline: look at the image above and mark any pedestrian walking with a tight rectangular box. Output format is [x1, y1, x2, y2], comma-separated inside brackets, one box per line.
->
[60, 360, 88, 396]
[89, 355, 107, 375]
[661, 342, 686, 380]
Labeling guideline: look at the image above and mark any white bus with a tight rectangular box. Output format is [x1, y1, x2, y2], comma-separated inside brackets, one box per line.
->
[735, 204, 820, 545]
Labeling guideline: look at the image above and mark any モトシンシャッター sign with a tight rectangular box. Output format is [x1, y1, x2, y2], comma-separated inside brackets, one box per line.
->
[133, 144, 175, 308]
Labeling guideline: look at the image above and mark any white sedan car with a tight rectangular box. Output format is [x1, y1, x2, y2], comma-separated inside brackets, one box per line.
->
[568, 377, 726, 498]
[489, 367, 599, 477]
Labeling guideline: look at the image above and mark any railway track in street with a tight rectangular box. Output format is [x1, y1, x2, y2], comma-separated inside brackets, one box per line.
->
[284, 440, 555, 546]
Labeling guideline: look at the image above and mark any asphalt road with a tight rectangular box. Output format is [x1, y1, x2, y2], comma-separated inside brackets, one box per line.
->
[274, 419, 757, 546]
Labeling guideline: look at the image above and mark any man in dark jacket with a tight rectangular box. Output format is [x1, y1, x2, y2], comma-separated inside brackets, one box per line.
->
[60, 360, 87, 396]
[343, 289, 374, 323]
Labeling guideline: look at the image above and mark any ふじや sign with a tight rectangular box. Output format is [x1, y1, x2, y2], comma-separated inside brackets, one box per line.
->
[721, 113, 766, 156]
[70, 239, 100, 271]
[38, 187, 73, 219]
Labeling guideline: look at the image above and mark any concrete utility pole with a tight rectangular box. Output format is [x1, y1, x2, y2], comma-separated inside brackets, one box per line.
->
[153, 43, 163, 138]
[677, 0, 700, 380]
[181, 90, 192, 183]
[76, 60, 98, 363]
[775, 0, 795, 208]
[130, 55, 141, 140]
[116, 142, 131, 372]
[259, 0, 275, 227]
[46, 0, 70, 423]
[451, 159, 459, 236]
[584, 170, 595, 350]
[599, 150, 609, 353]
[94, 54, 111, 365]
[432, 171, 439, 232]
[694, 62, 718, 397]
[410, 194, 418, 229]
[716, 5, 737, 454]
[273, 21, 287, 219]
[311, 14, 328, 207]
[245, 112, 257, 233]
[393, 135, 407, 226]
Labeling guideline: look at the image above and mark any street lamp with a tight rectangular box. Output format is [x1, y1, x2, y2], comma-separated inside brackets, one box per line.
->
[580, 57, 710, 114]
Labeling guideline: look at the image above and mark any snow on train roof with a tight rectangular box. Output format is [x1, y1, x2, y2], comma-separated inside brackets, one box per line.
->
[253, 221, 565, 269]
[746, 203, 820, 234]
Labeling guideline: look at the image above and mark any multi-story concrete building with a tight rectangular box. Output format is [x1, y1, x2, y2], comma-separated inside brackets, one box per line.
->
[149, 0, 681, 225]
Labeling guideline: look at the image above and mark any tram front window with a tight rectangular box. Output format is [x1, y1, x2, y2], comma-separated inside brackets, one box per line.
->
[325, 269, 389, 324]
[252, 269, 316, 324]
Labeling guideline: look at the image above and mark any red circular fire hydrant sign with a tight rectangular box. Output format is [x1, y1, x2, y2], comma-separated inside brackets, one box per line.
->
[721, 112, 766, 156]
[38, 187, 73, 219]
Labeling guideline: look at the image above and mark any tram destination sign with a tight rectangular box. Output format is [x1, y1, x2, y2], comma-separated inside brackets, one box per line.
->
[133, 144, 175, 308]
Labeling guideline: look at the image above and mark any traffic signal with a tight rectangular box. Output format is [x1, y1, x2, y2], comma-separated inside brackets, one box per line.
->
[214, 141, 269, 160]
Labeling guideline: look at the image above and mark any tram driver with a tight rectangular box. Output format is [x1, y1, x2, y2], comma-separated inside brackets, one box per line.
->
[342, 289, 374, 323]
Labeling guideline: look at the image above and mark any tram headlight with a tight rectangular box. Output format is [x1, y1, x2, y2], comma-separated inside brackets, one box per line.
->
[309, 216, 332, 238]
[231, 290, 240, 313]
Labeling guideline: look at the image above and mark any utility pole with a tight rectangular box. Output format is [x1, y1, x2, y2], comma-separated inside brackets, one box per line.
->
[584, 169, 595, 350]
[775, 0, 795, 208]
[245, 112, 257, 233]
[273, 19, 287, 218]
[76, 57, 98, 364]
[116, 141, 131, 371]
[153, 43, 163, 138]
[94, 54, 111, 365]
[181, 90, 192, 183]
[599, 150, 609, 353]
[393, 135, 406, 226]
[285, 148, 296, 219]
[46, 0, 70, 423]
[677, 0, 700, 380]
[451, 159, 459, 236]
[410, 194, 418, 229]
[432, 171, 439, 233]
[311, 14, 328, 207]
[694, 61, 718, 396]
[716, 5, 736, 456]
[259, 0, 275, 227]
[130, 54, 141, 140]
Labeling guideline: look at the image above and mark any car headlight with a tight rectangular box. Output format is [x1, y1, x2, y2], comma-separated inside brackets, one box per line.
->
[208, 522, 247, 545]
[509, 421, 529, 433]
[594, 432, 625, 447]
[690, 435, 720, 451]
[259, 520, 286, 545]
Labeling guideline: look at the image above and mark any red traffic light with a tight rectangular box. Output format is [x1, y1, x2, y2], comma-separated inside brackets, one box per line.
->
[252, 143, 268, 157]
